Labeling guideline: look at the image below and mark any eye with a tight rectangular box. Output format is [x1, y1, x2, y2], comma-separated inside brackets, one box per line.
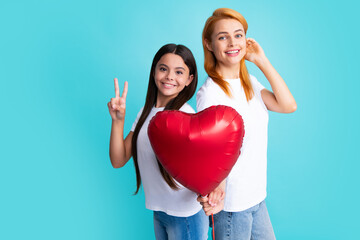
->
[218, 35, 226, 40]
[235, 34, 243, 38]
[159, 67, 167, 72]
[176, 71, 183, 75]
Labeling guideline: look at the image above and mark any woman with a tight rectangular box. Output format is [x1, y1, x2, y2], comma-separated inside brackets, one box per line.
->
[108, 44, 208, 239]
[196, 8, 297, 239]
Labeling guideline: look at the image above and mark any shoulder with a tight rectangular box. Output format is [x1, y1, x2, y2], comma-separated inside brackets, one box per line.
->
[131, 107, 145, 132]
[249, 74, 258, 85]
[179, 103, 195, 114]
[134, 107, 146, 123]
[136, 107, 144, 117]
[197, 77, 221, 98]
[249, 74, 265, 93]
[199, 77, 218, 90]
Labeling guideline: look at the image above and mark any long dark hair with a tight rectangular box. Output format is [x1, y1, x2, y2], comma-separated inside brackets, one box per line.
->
[132, 44, 198, 194]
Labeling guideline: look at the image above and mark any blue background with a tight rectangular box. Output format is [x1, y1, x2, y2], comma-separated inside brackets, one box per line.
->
[1, 0, 359, 239]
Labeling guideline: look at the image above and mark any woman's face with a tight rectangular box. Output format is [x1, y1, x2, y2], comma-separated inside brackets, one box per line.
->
[154, 53, 193, 105]
[207, 18, 246, 68]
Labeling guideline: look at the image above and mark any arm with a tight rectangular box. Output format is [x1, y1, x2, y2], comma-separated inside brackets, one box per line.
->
[246, 38, 297, 113]
[108, 78, 132, 168]
[109, 121, 133, 168]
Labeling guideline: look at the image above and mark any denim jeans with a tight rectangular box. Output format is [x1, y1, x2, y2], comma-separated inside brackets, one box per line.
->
[211, 200, 275, 240]
[153, 210, 208, 240]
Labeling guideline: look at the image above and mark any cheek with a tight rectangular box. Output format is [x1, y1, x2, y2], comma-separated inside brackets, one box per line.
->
[154, 72, 162, 81]
[212, 42, 223, 53]
[214, 47, 225, 59]
[241, 39, 247, 48]
[179, 76, 190, 87]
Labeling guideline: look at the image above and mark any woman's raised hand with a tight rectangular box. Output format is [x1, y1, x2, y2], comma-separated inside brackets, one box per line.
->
[108, 78, 128, 121]
[245, 38, 266, 65]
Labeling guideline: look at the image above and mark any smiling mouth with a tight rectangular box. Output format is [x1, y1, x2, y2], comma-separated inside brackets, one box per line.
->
[226, 50, 240, 54]
[161, 82, 176, 88]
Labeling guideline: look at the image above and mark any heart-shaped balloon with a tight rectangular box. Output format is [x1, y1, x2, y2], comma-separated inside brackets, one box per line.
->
[148, 105, 245, 196]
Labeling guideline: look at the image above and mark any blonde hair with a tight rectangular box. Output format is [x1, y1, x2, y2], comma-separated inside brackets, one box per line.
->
[202, 8, 254, 101]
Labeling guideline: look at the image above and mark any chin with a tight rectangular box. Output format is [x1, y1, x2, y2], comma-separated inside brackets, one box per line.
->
[226, 59, 241, 66]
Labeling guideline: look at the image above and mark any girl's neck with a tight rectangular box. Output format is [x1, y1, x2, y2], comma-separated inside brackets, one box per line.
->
[155, 96, 171, 108]
[216, 63, 240, 79]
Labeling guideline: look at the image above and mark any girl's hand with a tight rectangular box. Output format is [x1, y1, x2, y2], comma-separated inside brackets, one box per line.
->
[245, 38, 266, 65]
[108, 78, 128, 121]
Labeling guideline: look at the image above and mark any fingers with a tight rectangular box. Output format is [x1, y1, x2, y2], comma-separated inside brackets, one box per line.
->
[210, 202, 224, 215]
[208, 192, 216, 206]
[203, 205, 217, 216]
[114, 78, 120, 97]
[114, 78, 128, 101]
[203, 206, 213, 216]
[209, 195, 219, 207]
[201, 202, 212, 208]
[199, 195, 225, 216]
[197, 195, 208, 203]
[122, 81, 128, 99]
[209, 189, 225, 206]
[203, 200, 224, 216]
[110, 98, 121, 110]
[246, 38, 257, 48]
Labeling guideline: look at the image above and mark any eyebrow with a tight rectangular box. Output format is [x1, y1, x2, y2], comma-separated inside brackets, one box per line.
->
[216, 29, 244, 36]
[159, 63, 185, 70]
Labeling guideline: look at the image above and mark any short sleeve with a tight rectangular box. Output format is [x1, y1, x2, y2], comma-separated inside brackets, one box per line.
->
[250, 75, 265, 95]
[179, 103, 195, 114]
[130, 107, 144, 132]
[196, 84, 219, 112]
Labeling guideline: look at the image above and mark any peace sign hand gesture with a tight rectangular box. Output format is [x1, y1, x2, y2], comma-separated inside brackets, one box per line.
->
[108, 78, 128, 121]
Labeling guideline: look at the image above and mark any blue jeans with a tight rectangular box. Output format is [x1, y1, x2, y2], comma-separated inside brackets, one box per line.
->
[211, 200, 275, 240]
[153, 210, 208, 240]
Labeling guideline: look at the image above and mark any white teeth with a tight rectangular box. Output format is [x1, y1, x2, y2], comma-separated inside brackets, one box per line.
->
[226, 50, 239, 54]
[163, 83, 175, 87]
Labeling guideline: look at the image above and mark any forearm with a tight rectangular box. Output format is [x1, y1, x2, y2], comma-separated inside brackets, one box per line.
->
[109, 120, 127, 168]
[256, 57, 297, 112]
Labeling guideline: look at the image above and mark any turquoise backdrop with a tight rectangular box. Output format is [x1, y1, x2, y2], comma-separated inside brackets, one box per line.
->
[1, 0, 359, 239]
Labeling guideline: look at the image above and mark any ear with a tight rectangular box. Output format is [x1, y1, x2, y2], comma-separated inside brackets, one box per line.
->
[185, 74, 194, 86]
[204, 39, 213, 52]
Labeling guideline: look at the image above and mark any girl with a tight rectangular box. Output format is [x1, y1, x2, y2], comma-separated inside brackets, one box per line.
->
[108, 44, 208, 240]
[196, 8, 297, 240]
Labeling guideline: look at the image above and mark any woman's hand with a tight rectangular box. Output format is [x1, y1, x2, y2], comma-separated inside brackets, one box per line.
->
[197, 180, 226, 216]
[108, 78, 128, 121]
[197, 195, 225, 216]
[208, 180, 226, 207]
[245, 39, 297, 113]
[245, 38, 266, 66]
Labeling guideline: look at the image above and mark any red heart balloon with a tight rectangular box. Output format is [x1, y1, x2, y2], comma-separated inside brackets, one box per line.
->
[148, 105, 245, 196]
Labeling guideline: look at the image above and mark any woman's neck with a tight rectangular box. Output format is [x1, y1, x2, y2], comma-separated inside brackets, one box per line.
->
[216, 63, 240, 79]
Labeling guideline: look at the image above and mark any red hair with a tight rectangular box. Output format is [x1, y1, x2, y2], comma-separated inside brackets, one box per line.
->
[203, 8, 254, 101]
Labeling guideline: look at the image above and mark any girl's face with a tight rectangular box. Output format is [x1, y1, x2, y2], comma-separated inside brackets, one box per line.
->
[154, 53, 193, 106]
[206, 18, 246, 68]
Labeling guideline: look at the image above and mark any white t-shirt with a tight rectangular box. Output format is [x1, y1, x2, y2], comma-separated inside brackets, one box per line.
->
[196, 75, 269, 212]
[130, 103, 202, 217]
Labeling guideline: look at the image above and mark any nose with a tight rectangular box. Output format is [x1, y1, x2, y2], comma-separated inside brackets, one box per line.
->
[166, 70, 175, 80]
[228, 36, 235, 47]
